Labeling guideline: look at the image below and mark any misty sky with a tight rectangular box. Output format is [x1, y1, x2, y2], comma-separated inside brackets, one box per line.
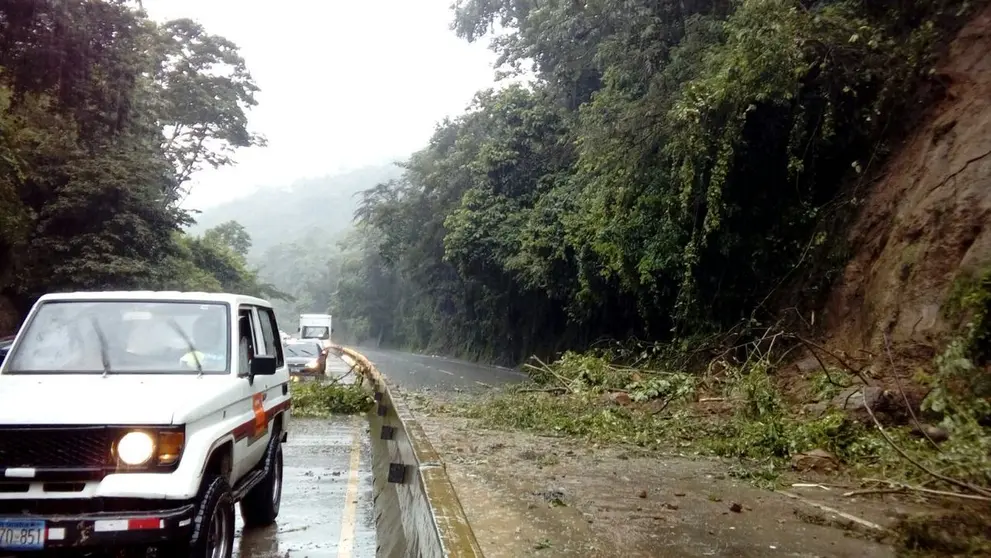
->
[142, 0, 500, 210]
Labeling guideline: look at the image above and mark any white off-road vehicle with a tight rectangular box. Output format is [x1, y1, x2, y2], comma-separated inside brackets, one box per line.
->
[0, 291, 292, 557]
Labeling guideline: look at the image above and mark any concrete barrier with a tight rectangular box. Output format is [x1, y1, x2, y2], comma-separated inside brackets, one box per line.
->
[332, 346, 484, 558]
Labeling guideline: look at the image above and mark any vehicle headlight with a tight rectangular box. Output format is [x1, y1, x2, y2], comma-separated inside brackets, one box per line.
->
[305, 358, 319, 368]
[117, 432, 155, 466]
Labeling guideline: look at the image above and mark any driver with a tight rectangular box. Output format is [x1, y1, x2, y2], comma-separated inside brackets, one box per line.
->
[179, 312, 227, 371]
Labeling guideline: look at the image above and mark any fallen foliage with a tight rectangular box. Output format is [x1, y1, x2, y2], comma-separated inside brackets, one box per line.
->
[291, 379, 374, 416]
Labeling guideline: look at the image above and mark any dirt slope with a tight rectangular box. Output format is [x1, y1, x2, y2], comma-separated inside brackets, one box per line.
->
[825, 4, 991, 353]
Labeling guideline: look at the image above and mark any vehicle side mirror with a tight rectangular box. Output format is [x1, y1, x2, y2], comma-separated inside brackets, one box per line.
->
[250, 354, 277, 376]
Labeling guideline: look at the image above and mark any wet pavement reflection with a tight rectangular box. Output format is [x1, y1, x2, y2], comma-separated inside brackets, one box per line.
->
[233, 416, 376, 558]
[234, 356, 376, 557]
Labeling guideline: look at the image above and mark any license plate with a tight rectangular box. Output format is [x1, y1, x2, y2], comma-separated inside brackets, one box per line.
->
[0, 519, 45, 550]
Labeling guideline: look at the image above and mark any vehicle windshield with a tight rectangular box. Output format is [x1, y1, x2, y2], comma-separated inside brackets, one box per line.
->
[300, 326, 329, 340]
[285, 343, 321, 358]
[3, 300, 230, 374]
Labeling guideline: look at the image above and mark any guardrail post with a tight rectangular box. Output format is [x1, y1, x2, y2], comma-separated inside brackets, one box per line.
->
[388, 463, 409, 484]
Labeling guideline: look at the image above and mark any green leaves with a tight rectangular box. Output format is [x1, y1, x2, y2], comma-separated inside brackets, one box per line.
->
[0, 1, 263, 314]
[152, 18, 265, 198]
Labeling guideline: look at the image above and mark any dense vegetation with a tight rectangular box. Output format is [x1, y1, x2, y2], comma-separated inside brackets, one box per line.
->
[323, 0, 980, 365]
[0, 0, 280, 324]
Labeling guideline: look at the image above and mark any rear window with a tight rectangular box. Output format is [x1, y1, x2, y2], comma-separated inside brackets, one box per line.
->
[300, 326, 329, 340]
[285, 343, 321, 358]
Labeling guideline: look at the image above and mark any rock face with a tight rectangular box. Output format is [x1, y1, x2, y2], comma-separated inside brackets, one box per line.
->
[825, 5, 991, 353]
[828, 386, 895, 423]
[791, 449, 840, 473]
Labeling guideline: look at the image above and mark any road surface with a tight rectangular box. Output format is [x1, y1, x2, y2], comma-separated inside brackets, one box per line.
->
[354, 346, 528, 391]
[233, 356, 375, 557]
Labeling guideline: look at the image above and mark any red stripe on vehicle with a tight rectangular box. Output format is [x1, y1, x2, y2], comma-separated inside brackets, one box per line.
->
[230, 392, 292, 441]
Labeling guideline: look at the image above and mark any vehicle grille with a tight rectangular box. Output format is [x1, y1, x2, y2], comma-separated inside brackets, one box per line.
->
[0, 427, 115, 469]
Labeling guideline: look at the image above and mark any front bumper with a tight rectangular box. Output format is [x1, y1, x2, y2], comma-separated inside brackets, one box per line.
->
[0, 501, 195, 552]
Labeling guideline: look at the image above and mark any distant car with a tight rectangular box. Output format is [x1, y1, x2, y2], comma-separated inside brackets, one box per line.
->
[0, 335, 13, 367]
[284, 340, 326, 378]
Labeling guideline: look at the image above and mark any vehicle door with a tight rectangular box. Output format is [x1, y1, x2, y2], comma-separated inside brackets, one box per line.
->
[232, 306, 264, 480]
[239, 306, 288, 474]
[254, 307, 289, 430]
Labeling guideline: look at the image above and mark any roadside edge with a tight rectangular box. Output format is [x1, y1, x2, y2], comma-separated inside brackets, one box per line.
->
[331, 345, 484, 558]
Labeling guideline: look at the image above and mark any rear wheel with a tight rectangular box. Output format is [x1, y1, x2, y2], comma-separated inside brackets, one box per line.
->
[240, 438, 283, 527]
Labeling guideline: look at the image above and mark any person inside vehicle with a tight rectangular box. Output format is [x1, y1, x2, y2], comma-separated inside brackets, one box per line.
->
[179, 312, 227, 371]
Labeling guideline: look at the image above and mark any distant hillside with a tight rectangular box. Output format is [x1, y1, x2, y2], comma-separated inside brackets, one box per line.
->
[187, 163, 403, 258]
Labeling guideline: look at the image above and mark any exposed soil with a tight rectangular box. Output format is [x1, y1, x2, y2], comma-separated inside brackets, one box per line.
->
[405, 389, 930, 558]
[824, 3, 991, 355]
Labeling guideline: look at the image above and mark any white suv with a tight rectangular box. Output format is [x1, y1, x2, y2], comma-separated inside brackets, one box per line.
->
[0, 291, 292, 557]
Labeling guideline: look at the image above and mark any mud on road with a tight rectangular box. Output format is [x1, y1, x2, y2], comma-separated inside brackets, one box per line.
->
[406, 390, 921, 558]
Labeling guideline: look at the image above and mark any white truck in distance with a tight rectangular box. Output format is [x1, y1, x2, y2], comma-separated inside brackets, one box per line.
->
[297, 313, 332, 350]
[0, 291, 292, 557]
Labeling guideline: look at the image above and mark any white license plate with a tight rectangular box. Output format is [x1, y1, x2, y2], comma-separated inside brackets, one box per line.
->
[0, 520, 46, 550]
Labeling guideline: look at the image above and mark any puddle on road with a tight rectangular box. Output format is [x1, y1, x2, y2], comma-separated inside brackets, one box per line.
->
[233, 416, 376, 558]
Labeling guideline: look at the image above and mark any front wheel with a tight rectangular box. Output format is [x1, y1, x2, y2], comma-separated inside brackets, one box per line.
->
[189, 475, 235, 558]
[240, 440, 283, 527]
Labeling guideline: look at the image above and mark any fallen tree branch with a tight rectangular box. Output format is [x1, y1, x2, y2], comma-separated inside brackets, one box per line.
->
[517, 387, 568, 394]
[803, 340, 849, 388]
[793, 335, 871, 385]
[862, 387, 991, 499]
[777, 490, 890, 533]
[882, 332, 941, 452]
[845, 479, 991, 502]
[525, 357, 576, 393]
[650, 398, 672, 416]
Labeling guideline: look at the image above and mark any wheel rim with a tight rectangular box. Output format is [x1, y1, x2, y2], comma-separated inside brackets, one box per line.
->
[272, 450, 283, 511]
[207, 499, 231, 558]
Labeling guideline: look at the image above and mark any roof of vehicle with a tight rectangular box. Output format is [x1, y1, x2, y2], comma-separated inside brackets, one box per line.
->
[285, 339, 321, 345]
[35, 291, 273, 308]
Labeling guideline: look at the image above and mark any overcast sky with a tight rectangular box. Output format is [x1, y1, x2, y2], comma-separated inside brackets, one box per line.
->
[142, 0, 499, 210]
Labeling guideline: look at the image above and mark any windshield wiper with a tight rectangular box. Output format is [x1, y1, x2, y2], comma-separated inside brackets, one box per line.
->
[166, 318, 203, 376]
[90, 318, 112, 377]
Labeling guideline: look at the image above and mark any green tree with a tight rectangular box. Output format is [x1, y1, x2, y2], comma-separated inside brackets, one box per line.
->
[0, 0, 268, 319]
[339, 0, 974, 364]
[203, 220, 252, 258]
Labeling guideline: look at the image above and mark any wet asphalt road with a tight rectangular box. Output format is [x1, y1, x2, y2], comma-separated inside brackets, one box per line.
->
[234, 356, 375, 558]
[354, 346, 528, 392]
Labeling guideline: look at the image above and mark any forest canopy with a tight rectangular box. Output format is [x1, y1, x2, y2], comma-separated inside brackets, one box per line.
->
[321, 0, 976, 364]
[0, 0, 276, 324]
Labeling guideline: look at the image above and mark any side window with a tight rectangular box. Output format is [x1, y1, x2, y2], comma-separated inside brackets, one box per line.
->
[237, 308, 256, 376]
[257, 307, 284, 368]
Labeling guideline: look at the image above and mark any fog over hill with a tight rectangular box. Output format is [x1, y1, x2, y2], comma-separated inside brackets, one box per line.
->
[186, 162, 404, 332]
[187, 163, 403, 259]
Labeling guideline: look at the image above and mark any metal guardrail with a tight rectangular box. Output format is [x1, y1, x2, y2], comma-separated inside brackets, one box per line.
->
[331, 346, 484, 558]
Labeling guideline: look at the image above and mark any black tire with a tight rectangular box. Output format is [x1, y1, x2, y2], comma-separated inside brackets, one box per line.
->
[188, 475, 235, 558]
[239, 438, 283, 528]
